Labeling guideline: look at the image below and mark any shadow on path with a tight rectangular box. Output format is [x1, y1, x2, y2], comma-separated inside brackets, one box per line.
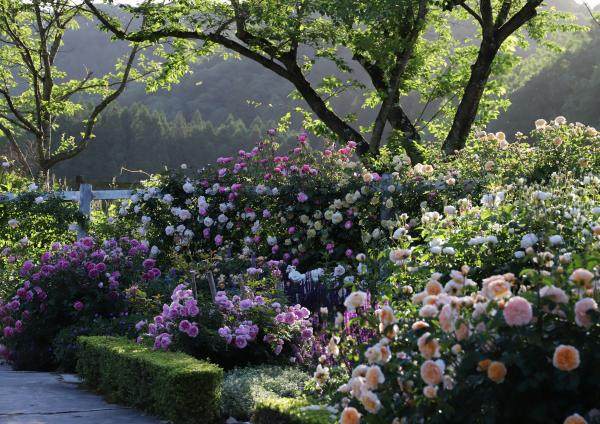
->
[0, 364, 162, 424]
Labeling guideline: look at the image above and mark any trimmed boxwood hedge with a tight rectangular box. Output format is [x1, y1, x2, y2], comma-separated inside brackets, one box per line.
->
[77, 336, 223, 424]
[253, 396, 336, 424]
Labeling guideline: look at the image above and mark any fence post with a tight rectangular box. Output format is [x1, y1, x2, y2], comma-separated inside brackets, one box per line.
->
[206, 271, 217, 301]
[77, 183, 93, 239]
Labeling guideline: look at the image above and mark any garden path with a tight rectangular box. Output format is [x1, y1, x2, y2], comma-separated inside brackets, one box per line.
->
[0, 364, 163, 424]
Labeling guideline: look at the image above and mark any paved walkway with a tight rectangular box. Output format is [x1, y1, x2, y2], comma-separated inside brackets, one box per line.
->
[0, 364, 163, 424]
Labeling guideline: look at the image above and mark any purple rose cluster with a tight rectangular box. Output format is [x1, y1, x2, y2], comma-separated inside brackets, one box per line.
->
[137, 284, 200, 350]
[215, 290, 314, 358]
[0, 237, 161, 361]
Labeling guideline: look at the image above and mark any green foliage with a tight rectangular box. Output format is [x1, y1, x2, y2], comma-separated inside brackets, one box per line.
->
[0, 192, 81, 251]
[222, 365, 312, 420]
[77, 336, 223, 424]
[0, 0, 153, 176]
[253, 396, 336, 424]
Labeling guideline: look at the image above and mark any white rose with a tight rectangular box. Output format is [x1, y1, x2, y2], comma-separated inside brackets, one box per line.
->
[344, 291, 367, 311]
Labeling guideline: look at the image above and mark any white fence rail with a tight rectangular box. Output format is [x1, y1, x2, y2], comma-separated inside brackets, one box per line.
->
[1, 184, 133, 239]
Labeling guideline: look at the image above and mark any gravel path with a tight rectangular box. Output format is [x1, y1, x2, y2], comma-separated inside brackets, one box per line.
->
[0, 364, 163, 424]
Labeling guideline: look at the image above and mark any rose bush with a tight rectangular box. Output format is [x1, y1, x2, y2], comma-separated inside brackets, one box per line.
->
[136, 283, 319, 367]
[0, 236, 168, 369]
[325, 248, 599, 423]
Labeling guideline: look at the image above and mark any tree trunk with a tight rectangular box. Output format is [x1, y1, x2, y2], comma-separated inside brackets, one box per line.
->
[388, 105, 424, 164]
[442, 39, 498, 155]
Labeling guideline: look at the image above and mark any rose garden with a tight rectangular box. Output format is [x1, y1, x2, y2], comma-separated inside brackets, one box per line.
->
[1, 1, 599, 423]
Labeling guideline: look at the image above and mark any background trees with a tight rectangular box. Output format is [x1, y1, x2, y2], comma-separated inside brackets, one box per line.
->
[0, 0, 150, 183]
[84, 0, 577, 163]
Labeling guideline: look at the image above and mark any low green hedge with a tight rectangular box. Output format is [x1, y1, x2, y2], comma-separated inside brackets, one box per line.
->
[77, 336, 223, 424]
[253, 396, 336, 424]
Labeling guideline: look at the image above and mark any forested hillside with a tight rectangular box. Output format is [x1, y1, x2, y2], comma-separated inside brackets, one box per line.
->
[492, 28, 600, 134]
[6, 1, 599, 181]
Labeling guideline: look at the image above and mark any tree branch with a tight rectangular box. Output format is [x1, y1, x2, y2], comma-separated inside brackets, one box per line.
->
[496, 0, 543, 42]
[459, 1, 484, 26]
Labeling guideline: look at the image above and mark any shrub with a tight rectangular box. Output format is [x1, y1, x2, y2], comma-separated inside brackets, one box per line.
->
[323, 247, 600, 423]
[222, 365, 311, 420]
[253, 396, 336, 424]
[0, 237, 166, 370]
[136, 285, 317, 366]
[77, 336, 223, 424]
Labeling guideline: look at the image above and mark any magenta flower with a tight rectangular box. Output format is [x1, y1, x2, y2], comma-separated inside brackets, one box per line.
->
[73, 301, 84, 312]
[187, 324, 199, 338]
[179, 320, 192, 333]
[234, 336, 248, 349]
[297, 192, 309, 202]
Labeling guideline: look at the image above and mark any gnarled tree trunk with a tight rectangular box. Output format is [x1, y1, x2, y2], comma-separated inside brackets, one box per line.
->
[443, 39, 498, 155]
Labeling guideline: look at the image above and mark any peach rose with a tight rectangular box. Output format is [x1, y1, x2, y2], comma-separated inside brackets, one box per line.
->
[425, 280, 443, 295]
[563, 413, 587, 424]
[574, 298, 598, 329]
[487, 361, 507, 383]
[359, 390, 382, 414]
[569, 268, 594, 288]
[412, 320, 429, 331]
[503, 296, 533, 326]
[482, 274, 512, 300]
[420, 360, 444, 385]
[477, 359, 492, 372]
[439, 304, 455, 333]
[455, 322, 470, 341]
[417, 333, 440, 359]
[344, 291, 368, 312]
[423, 385, 438, 399]
[365, 365, 385, 389]
[553, 345, 580, 372]
[340, 407, 361, 424]
[377, 305, 397, 327]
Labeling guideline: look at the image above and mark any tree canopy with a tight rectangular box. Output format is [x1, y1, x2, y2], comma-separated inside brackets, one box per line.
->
[0, 0, 153, 182]
[84, 0, 578, 164]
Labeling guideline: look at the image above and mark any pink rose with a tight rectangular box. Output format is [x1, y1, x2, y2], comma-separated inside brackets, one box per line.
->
[503, 296, 532, 326]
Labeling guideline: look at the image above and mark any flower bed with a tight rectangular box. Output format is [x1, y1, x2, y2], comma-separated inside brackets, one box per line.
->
[77, 336, 223, 424]
[2, 118, 599, 422]
[0, 236, 168, 369]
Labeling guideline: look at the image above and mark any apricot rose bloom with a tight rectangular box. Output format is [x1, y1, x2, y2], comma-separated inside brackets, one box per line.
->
[340, 407, 361, 424]
[487, 361, 507, 383]
[569, 268, 594, 287]
[365, 365, 385, 389]
[417, 332, 440, 359]
[420, 360, 444, 386]
[563, 413, 587, 424]
[553, 345, 581, 372]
